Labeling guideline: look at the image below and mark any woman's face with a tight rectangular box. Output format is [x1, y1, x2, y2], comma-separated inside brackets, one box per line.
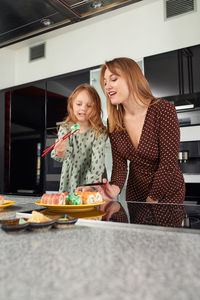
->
[72, 90, 93, 123]
[103, 67, 130, 105]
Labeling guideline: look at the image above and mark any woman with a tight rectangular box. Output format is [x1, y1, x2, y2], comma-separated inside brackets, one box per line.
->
[95, 57, 185, 227]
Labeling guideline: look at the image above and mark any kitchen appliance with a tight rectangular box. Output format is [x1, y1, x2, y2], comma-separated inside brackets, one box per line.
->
[178, 141, 200, 174]
[183, 203, 200, 229]
[178, 141, 200, 204]
[177, 107, 200, 126]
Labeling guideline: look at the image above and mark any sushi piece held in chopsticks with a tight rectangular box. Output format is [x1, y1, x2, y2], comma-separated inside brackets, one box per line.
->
[70, 124, 81, 133]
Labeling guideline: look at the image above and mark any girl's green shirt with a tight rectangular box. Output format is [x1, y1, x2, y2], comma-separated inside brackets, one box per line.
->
[51, 124, 107, 193]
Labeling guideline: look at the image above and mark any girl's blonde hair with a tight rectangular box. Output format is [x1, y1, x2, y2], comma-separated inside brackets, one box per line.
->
[100, 57, 158, 133]
[63, 83, 107, 135]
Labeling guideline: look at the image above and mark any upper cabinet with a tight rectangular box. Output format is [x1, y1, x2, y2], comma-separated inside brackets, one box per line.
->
[192, 45, 200, 93]
[144, 44, 200, 98]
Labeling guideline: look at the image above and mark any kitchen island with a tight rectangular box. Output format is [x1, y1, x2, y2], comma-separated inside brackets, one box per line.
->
[0, 195, 200, 300]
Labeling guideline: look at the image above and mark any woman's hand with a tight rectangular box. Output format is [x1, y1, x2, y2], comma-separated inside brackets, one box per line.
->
[99, 201, 121, 221]
[54, 139, 66, 157]
[76, 186, 95, 192]
[146, 196, 158, 203]
[94, 178, 120, 201]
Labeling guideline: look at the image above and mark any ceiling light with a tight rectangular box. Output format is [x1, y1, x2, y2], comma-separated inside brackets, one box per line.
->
[91, 0, 104, 9]
[40, 18, 53, 26]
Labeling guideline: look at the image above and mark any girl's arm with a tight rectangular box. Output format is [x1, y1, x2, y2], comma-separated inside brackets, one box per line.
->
[85, 133, 107, 183]
[51, 126, 73, 163]
[94, 133, 127, 200]
[148, 102, 182, 202]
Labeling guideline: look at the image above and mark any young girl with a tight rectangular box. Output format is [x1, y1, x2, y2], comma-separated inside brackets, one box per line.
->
[51, 83, 107, 193]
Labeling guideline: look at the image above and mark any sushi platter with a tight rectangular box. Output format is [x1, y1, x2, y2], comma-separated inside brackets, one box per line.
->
[42, 207, 105, 219]
[0, 191, 106, 234]
[35, 200, 106, 212]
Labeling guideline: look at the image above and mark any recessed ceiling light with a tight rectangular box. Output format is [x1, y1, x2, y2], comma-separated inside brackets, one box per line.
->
[91, 0, 104, 9]
[40, 18, 53, 26]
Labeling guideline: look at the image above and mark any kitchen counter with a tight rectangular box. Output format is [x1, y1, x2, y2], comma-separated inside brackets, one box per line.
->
[0, 195, 200, 300]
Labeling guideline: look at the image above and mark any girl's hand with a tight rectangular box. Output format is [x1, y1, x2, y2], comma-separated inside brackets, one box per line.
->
[99, 201, 121, 221]
[94, 178, 120, 201]
[146, 196, 158, 203]
[54, 139, 66, 157]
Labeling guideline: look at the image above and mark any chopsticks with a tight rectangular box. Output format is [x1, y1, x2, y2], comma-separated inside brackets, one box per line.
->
[80, 181, 114, 187]
[42, 126, 80, 157]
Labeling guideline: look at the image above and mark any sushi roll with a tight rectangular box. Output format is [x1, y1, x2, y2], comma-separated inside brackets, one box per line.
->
[76, 191, 102, 204]
[40, 193, 68, 205]
[58, 192, 68, 205]
[67, 194, 82, 205]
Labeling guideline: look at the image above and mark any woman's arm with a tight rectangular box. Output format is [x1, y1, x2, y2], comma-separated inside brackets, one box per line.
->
[94, 180, 128, 222]
[94, 178, 120, 201]
[101, 200, 128, 222]
[148, 101, 181, 202]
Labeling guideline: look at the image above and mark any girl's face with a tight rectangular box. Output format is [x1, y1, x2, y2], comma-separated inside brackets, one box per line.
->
[104, 67, 130, 105]
[72, 90, 93, 123]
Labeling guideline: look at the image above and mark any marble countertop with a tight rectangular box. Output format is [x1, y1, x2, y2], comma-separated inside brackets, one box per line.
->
[0, 195, 200, 300]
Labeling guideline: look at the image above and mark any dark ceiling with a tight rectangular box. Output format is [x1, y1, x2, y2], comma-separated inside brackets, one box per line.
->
[0, 0, 142, 49]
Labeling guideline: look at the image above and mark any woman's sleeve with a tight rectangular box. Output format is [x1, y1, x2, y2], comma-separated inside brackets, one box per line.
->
[148, 102, 181, 201]
[51, 126, 73, 163]
[110, 133, 128, 191]
[85, 133, 107, 182]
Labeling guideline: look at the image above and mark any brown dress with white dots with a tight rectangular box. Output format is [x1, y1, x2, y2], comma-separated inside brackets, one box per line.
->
[111, 99, 185, 227]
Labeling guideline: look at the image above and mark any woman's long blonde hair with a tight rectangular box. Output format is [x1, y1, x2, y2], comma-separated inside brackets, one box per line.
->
[100, 57, 158, 133]
[62, 83, 107, 135]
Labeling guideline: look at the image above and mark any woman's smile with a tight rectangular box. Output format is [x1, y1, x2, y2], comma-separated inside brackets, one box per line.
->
[108, 91, 117, 98]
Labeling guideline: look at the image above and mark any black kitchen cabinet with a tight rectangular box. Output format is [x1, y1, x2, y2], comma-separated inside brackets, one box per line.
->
[0, 92, 5, 194]
[144, 50, 179, 97]
[144, 44, 200, 98]
[3, 69, 90, 195]
[192, 44, 200, 93]
[8, 85, 46, 195]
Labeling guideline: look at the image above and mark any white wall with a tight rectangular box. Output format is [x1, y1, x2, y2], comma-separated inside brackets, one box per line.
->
[0, 48, 15, 88]
[0, 0, 200, 90]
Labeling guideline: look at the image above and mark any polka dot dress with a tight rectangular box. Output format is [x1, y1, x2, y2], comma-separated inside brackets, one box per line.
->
[51, 124, 107, 193]
[110, 99, 185, 227]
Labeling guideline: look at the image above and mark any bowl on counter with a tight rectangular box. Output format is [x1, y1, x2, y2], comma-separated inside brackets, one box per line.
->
[1, 218, 29, 234]
[53, 215, 78, 229]
[28, 219, 56, 232]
